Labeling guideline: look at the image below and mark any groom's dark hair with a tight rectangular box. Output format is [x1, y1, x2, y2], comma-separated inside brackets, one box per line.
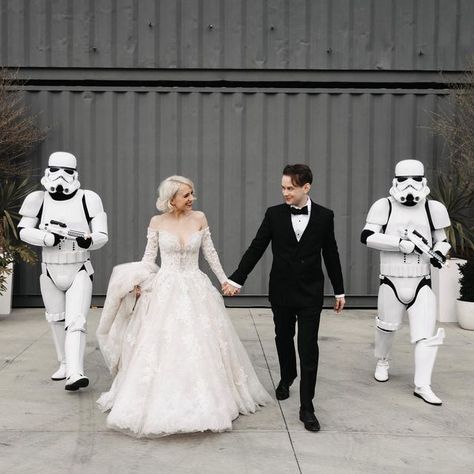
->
[283, 164, 313, 187]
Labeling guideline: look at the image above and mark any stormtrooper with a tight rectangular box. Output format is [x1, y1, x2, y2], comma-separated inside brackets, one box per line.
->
[361, 159, 450, 405]
[18, 151, 108, 391]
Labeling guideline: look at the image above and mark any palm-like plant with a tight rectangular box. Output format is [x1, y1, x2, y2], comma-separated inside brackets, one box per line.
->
[0, 69, 46, 295]
[431, 63, 474, 259]
[430, 173, 474, 259]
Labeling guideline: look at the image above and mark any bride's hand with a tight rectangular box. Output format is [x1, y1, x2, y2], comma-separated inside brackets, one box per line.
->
[134, 285, 142, 299]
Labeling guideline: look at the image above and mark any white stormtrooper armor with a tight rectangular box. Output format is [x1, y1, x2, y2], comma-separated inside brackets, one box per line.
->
[361, 159, 450, 405]
[18, 152, 108, 391]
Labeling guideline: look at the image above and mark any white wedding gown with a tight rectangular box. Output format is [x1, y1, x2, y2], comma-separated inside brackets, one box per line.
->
[96, 226, 272, 437]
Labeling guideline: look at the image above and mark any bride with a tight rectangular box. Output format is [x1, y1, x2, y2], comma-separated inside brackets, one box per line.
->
[96, 175, 272, 437]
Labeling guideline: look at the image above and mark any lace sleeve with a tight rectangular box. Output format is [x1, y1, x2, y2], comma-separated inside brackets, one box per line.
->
[201, 227, 227, 284]
[141, 228, 159, 264]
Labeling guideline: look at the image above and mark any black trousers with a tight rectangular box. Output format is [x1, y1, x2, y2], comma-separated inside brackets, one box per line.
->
[271, 304, 323, 412]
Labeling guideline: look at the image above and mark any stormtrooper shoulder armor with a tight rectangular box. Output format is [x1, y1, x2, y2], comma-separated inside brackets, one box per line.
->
[366, 198, 391, 226]
[83, 190, 105, 218]
[19, 191, 45, 218]
[427, 200, 450, 230]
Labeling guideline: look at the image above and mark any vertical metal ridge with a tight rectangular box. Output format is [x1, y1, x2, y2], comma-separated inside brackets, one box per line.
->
[240, 0, 246, 69]
[177, 92, 182, 174]
[433, 0, 439, 70]
[304, 92, 310, 165]
[197, 0, 203, 68]
[197, 93, 203, 198]
[240, 93, 247, 252]
[155, 92, 161, 185]
[133, 92, 139, 239]
[284, 0, 290, 68]
[283, 93, 289, 167]
[153, 0, 160, 67]
[325, 95, 332, 205]
[219, 0, 224, 68]
[218, 94, 224, 256]
[348, 0, 354, 69]
[454, 0, 461, 70]
[89, 0, 96, 68]
[263, 0, 268, 69]
[366, 93, 375, 292]
[132, 0, 138, 67]
[326, 0, 332, 69]
[369, 0, 375, 69]
[412, 93, 418, 157]
[176, 0, 182, 68]
[345, 96, 354, 284]
[412, 0, 418, 70]
[305, 0, 311, 68]
[111, 0, 117, 68]
[45, 0, 51, 67]
[111, 92, 118, 260]
[390, 0, 395, 69]
[24, 0, 31, 65]
[261, 93, 268, 290]
[67, 0, 73, 68]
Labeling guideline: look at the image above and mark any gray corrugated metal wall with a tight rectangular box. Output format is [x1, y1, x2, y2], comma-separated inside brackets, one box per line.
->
[0, 0, 473, 70]
[4, 0, 472, 305]
[12, 87, 448, 302]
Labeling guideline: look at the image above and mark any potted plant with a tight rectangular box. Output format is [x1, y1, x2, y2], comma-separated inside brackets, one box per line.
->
[457, 260, 474, 330]
[0, 179, 39, 314]
[0, 69, 45, 314]
[429, 65, 474, 322]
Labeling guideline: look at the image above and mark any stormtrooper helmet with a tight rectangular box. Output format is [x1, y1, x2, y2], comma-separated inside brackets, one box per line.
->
[389, 159, 430, 206]
[40, 152, 81, 195]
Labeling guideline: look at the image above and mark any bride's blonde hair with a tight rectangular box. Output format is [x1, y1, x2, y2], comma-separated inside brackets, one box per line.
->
[156, 175, 196, 213]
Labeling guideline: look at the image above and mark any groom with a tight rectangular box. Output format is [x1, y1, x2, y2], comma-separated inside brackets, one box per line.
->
[224, 164, 345, 432]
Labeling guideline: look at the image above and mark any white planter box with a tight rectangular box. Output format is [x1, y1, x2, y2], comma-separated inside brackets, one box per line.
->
[457, 300, 474, 330]
[0, 262, 13, 315]
[432, 258, 466, 323]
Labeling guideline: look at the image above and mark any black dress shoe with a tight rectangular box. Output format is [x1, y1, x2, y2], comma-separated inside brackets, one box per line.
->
[275, 380, 293, 400]
[299, 409, 320, 432]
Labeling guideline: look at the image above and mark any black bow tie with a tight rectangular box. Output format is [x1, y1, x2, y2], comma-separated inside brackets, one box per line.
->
[290, 206, 308, 215]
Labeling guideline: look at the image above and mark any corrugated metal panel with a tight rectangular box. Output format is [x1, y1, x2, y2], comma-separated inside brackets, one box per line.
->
[13, 88, 447, 300]
[1, 0, 473, 70]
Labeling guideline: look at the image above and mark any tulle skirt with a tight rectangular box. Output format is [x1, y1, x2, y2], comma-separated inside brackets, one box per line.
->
[97, 268, 272, 438]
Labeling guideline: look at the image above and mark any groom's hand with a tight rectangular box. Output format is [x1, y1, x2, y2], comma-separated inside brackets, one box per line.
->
[334, 296, 345, 313]
[222, 282, 240, 296]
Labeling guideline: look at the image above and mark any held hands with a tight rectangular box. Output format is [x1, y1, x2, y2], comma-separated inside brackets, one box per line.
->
[334, 296, 345, 313]
[222, 281, 240, 296]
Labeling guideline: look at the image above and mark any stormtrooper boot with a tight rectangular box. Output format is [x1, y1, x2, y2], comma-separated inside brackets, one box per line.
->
[374, 359, 390, 382]
[374, 326, 394, 382]
[50, 321, 67, 381]
[413, 328, 445, 406]
[64, 330, 89, 391]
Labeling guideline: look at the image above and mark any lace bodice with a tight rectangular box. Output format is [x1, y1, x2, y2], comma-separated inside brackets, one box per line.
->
[141, 227, 227, 284]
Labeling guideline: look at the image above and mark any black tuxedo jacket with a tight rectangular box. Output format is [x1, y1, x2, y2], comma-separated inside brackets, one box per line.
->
[229, 201, 344, 307]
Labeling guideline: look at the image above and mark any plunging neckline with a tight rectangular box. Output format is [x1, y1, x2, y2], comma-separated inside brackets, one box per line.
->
[148, 227, 209, 249]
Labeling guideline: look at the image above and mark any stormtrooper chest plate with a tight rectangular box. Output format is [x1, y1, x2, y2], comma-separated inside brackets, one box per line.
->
[40, 190, 91, 263]
[385, 202, 432, 246]
[380, 200, 432, 277]
[41, 190, 90, 233]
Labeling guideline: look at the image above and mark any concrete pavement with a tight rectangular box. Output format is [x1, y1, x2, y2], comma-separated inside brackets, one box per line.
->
[1, 308, 473, 474]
